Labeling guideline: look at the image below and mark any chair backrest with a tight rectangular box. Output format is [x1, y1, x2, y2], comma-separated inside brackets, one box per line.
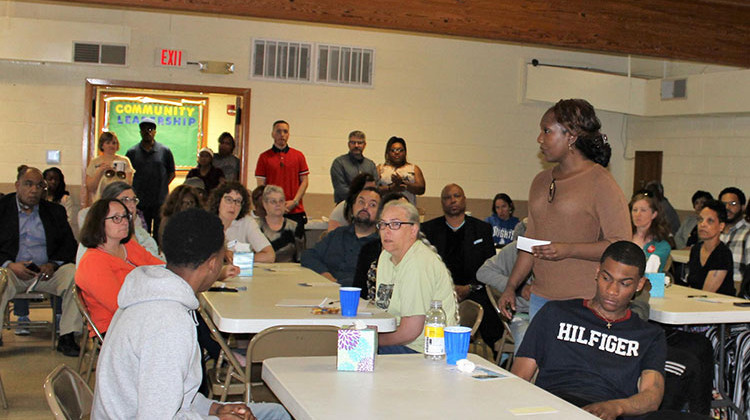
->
[43, 364, 94, 420]
[245, 325, 339, 382]
[458, 300, 483, 338]
[72, 285, 104, 342]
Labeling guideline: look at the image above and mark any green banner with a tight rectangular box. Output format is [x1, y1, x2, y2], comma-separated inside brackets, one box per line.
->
[104, 98, 205, 169]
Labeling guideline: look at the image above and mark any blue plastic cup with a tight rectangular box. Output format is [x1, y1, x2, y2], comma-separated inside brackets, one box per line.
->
[339, 287, 361, 317]
[444, 326, 471, 364]
[646, 273, 666, 298]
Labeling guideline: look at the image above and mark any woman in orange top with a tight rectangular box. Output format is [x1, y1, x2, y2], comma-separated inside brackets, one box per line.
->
[75, 198, 164, 335]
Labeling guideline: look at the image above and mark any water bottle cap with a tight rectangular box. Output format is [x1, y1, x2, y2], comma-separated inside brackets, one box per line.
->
[430, 300, 442, 308]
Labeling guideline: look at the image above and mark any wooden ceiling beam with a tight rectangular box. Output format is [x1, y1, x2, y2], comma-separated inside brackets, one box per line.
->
[62, 0, 750, 67]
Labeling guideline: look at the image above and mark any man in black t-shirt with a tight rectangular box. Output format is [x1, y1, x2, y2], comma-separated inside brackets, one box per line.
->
[512, 241, 668, 419]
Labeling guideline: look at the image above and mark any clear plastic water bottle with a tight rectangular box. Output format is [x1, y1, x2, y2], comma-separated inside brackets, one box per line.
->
[424, 300, 446, 360]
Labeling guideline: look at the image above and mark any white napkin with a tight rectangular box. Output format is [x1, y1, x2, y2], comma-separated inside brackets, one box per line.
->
[645, 254, 661, 274]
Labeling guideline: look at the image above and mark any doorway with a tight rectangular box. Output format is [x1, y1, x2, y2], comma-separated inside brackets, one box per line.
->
[632, 151, 663, 195]
[82, 79, 251, 206]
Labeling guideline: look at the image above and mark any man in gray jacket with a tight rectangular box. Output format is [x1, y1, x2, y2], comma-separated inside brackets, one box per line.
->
[93, 208, 289, 420]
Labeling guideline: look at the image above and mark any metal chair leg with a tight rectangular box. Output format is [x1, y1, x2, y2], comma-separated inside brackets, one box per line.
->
[0, 373, 8, 409]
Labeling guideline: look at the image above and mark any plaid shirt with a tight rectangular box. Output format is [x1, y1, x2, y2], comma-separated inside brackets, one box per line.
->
[719, 218, 750, 283]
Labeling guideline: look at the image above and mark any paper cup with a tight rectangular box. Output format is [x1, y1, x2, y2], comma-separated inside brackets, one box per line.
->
[339, 287, 361, 317]
[444, 326, 471, 365]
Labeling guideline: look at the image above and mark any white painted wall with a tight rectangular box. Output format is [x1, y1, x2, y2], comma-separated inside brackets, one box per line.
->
[0, 1, 745, 211]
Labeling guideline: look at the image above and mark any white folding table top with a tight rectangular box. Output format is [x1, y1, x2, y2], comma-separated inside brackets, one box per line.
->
[262, 353, 597, 420]
[199, 263, 397, 333]
[648, 284, 750, 325]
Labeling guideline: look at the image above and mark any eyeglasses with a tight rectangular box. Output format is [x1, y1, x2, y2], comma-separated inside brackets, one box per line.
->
[222, 196, 244, 206]
[722, 201, 739, 207]
[104, 213, 132, 224]
[548, 178, 556, 203]
[376, 220, 416, 231]
[389, 148, 405, 153]
[21, 180, 48, 190]
[104, 170, 127, 179]
[265, 199, 285, 206]
[120, 196, 140, 205]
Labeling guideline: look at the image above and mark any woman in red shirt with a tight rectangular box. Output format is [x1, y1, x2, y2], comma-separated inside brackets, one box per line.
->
[76, 198, 164, 335]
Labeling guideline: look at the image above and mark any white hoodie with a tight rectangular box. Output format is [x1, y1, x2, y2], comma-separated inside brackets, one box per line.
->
[92, 265, 215, 419]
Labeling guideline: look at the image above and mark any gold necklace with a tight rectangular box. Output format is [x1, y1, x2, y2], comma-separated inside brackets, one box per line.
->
[589, 303, 619, 329]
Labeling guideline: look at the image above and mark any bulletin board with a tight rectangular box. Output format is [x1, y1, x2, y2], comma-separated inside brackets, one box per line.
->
[99, 94, 209, 170]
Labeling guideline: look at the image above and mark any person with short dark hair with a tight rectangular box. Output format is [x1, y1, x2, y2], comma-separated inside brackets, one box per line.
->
[376, 136, 426, 205]
[643, 181, 680, 234]
[327, 173, 376, 232]
[255, 120, 309, 229]
[674, 190, 713, 249]
[92, 208, 290, 420]
[213, 132, 241, 182]
[485, 193, 520, 247]
[186, 147, 225, 193]
[76, 199, 164, 336]
[126, 118, 176, 236]
[686, 199, 735, 295]
[718, 186, 749, 285]
[330, 130, 377, 204]
[43, 167, 74, 225]
[512, 241, 673, 420]
[301, 187, 381, 286]
[0, 166, 81, 354]
[210, 182, 275, 263]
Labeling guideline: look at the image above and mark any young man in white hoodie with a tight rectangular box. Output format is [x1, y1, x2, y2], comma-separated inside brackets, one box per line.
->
[93, 208, 290, 420]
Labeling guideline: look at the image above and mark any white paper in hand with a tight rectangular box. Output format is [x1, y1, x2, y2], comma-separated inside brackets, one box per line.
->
[517, 236, 551, 253]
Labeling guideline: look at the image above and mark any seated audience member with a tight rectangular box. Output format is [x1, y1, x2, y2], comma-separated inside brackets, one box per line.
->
[76, 198, 164, 335]
[375, 200, 458, 354]
[630, 192, 673, 272]
[186, 147, 225, 193]
[251, 185, 266, 219]
[259, 185, 304, 263]
[718, 186, 749, 286]
[77, 182, 160, 264]
[686, 200, 735, 295]
[353, 192, 408, 299]
[421, 183, 501, 348]
[476, 221, 532, 351]
[43, 167, 75, 226]
[376, 136, 425, 205]
[674, 191, 712, 249]
[85, 131, 134, 201]
[644, 180, 680, 234]
[92, 209, 290, 420]
[328, 173, 376, 232]
[213, 132, 241, 182]
[301, 187, 381, 287]
[485, 193, 519, 248]
[513, 241, 676, 420]
[0, 166, 81, 355]
[159, 184, 204, 245]
[210, 182, 275, 263]
[183, 176, 208, 203]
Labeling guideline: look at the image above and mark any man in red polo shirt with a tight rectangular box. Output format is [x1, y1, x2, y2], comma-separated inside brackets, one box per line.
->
[255, 120, 310, 228]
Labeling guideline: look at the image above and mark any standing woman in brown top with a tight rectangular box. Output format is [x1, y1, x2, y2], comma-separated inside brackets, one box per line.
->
[498, 99, 631, 321]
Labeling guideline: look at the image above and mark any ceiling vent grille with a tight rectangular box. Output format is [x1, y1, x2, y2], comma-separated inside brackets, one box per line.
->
[73, 42, 127, 65]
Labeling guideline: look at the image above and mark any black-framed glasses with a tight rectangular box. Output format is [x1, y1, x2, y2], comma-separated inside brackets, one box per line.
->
[722, 200, 739, 207]
[104, 213, 132, 224]
[120, 196, 140, 205]
[21, 180, 48, 190]
[548, 178, 556, 203]
[376, 220, 416, 231]
[222, 195, 243, 206]
[104, 170, 127, 179]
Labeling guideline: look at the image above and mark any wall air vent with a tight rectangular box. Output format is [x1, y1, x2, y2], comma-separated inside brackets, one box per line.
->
[661, 79, 687, 100]
[73, 42, 127, 65]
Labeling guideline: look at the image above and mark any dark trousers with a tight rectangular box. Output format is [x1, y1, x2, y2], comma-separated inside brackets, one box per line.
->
[138, 203, 161, 239]
[661, 329, 713, 415]
[284, 212, 307, 230]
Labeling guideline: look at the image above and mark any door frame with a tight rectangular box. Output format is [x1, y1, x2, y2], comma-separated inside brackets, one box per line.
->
[82, 78, 251, 205]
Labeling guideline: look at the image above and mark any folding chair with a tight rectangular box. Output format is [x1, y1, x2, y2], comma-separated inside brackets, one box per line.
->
[0, 268, 59, 349]
[458, 300, 488, 358]
[198, 307, 249, 402]
[71, 285, 104, 385]
[486, 286, 516, 369]
[43, 364, 93, 420]
[245, 325, 339, 403]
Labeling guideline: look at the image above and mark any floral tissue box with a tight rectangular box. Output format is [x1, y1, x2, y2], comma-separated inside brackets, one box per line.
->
[337, 326, 377, 372]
